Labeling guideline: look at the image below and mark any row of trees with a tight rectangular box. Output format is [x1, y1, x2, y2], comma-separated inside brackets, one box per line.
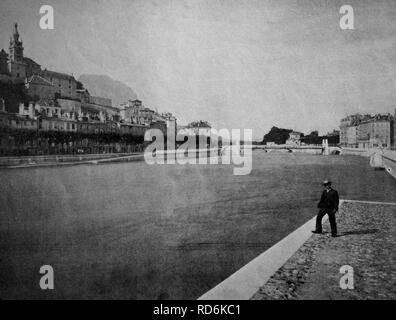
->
[0, 128, 145, 144]
[0, 128, 146, 156]
[187, 120, 211, 128]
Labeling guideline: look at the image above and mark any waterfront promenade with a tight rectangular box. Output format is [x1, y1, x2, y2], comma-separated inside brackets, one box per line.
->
[0, 148, 220, 169]
[0, 152, 145, 168]
[252, 200, 396, 300]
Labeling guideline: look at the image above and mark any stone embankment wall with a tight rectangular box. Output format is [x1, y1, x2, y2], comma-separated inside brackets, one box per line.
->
[382, 150, 396, 180]
[341, 147, 396, 180]
[340, 147, 375, 157]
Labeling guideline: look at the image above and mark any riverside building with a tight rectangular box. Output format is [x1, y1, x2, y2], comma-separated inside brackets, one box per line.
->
[339, 114, 366, 148]
[0, 23, 178, 156]
[340, 113, 394, 149]
[357, 114, 394, 149]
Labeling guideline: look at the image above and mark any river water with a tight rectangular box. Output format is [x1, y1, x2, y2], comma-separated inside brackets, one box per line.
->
[1, 152, 396, 299]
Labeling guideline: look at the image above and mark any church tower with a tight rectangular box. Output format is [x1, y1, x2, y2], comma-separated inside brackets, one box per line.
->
[7, 23, 27, 82]
[9, 23, 24, 62]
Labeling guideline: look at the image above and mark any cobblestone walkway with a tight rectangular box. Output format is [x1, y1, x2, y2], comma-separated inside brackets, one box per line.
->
[252, 201, 396, 300]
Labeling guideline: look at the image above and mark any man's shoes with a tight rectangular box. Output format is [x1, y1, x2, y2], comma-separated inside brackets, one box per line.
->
[331, 234, 338, 238]
[311, 230, 322, 234]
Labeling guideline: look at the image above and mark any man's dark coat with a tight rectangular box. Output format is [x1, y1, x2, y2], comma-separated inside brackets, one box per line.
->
[317, 188, 339, 211]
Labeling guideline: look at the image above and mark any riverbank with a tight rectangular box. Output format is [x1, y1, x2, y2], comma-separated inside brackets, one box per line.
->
[341, 147, 396, 180]
[0, 148, 223, 169]
[0, 152, 145, 169]
[341, 147, 375, 157]
[252, 200, 396, 300]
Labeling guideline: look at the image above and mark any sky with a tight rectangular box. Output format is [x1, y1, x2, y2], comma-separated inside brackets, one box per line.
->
[1, 0, 396, 140]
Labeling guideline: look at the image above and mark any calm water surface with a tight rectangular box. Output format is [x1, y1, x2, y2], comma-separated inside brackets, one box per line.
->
[1, 152, 396, 299]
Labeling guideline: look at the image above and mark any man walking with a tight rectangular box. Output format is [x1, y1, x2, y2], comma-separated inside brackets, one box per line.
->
[312, 180, 339, 237]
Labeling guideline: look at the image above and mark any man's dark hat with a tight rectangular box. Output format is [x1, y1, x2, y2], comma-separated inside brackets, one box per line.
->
[323, 180, 331, 186]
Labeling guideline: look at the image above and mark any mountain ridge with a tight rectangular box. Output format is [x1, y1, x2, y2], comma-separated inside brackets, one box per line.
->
[77, 74, 138, 107]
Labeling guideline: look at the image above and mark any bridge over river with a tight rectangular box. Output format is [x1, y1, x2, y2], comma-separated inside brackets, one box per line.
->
[247, 144, 341, 155]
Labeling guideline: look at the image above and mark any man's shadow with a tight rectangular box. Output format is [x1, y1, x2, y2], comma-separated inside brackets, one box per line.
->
[323, 229, 379, 237]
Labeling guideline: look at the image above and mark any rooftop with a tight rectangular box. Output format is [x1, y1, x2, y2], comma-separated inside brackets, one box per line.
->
[26, 74, 54, 87]
[23, 57, 40, 67]
[39, 69, 76, 81]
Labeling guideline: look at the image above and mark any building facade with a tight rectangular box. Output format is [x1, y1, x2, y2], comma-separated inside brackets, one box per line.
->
[38, 70, 78, 100]
[356, 114, 394, 149]
[339, 114, 363, 147]
[119, 123, 147, 136]
[286, 131, 302, 146]
[119, 100, 144, 124]
[25, 74, 55, 100]
[39, 116, 77, 132]
[346, 125, 358, 147]
[0, 111, 38, 131]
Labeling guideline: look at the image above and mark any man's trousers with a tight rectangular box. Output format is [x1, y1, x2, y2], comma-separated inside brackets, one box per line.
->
[315, 208, 337, 236]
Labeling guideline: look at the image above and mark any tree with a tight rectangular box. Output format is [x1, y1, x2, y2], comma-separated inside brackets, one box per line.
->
[187, 120, 211, 128]
[0, 81, 30, 113]
[262, 126, 292, 145]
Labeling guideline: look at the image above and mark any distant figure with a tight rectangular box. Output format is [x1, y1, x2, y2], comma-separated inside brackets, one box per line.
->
[312, 180, 339, 237]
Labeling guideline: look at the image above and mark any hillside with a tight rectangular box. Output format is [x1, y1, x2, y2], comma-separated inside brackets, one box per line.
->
[77, 74, 138, 107]
[262, 126, 293, 145]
